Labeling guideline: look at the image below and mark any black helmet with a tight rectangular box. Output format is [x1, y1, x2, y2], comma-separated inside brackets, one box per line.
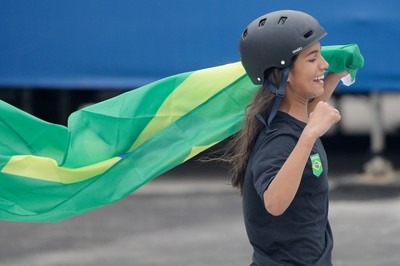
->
[240, 10, 327, 85]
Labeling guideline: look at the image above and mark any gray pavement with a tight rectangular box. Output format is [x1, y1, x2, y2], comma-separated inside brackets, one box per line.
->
[0, 171, 400, 266]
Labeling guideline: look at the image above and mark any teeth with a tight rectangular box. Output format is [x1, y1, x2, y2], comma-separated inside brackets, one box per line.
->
[313, 75, 324, 81]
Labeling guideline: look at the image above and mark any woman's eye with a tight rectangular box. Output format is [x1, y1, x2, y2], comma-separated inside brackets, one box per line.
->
[309, 58, 317, 62]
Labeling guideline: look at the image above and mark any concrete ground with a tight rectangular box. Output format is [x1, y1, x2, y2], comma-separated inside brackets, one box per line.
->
[0, 164, 400, 266]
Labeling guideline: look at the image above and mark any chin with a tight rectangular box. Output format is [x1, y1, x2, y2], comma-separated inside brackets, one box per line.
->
[314, 87, 325, 97]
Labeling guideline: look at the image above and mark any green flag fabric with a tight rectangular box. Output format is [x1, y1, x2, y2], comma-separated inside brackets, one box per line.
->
[0, 44, 364, 222]
[323, 44, 365, 86]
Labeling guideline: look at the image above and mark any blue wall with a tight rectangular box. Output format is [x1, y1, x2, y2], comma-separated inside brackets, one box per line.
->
[0, 0, 399, 91]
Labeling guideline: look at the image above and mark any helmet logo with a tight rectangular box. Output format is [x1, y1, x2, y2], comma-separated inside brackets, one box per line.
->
[292, 47, 303, 54]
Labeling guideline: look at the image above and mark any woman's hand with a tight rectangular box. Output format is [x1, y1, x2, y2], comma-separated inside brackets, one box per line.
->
[326, 70, 349, 80]
[305, 101, 341, 139]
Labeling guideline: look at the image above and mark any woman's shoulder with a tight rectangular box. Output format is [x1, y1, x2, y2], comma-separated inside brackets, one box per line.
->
[250, 112, 304, 156]
[253, 126, 299, 154]
[269, 112, 305, 138]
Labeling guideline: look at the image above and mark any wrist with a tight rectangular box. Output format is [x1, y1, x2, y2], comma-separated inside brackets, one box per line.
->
[301, 127, 319, 145]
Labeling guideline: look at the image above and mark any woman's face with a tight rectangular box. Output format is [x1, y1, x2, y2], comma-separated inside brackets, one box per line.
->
[287, 42, 329, 99]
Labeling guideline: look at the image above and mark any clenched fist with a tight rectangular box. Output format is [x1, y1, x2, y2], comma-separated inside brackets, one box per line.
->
[304, 101, 341, 140]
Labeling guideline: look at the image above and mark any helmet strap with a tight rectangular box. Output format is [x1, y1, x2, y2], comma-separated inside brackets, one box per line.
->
[256, 67, 290, 130]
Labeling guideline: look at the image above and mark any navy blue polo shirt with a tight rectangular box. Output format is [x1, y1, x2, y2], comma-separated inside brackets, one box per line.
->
[243, 111, 333, 266]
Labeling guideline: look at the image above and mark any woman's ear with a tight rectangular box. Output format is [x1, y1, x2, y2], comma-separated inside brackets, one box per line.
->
[287, 71, 293, 83]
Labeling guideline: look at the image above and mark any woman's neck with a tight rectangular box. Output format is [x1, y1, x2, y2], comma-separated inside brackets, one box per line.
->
[279, 94, 310, 123]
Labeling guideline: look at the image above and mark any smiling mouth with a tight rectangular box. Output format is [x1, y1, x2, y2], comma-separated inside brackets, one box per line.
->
[313, 75, 325, 84]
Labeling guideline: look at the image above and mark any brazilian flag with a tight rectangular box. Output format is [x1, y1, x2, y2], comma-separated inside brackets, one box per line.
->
[0, 44, 363, 222]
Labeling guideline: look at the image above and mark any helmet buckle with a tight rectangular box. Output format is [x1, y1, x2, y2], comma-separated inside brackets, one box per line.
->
[275, 89, 285, 98]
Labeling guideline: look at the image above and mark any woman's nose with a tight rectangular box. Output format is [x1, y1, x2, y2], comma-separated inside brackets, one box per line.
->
[321, 56, 329, 70]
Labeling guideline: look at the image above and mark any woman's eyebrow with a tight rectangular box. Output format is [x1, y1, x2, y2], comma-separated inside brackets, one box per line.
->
[305, 50, 319, 57]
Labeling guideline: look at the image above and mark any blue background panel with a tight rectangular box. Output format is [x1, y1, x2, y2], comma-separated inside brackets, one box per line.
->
[0, 0, 399, 91]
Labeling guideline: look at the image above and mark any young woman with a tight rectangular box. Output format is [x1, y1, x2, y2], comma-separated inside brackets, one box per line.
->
[226, 10, 348, 265]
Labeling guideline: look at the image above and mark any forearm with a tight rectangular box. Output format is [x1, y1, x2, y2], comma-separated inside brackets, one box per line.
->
[263, 131, 316, 216]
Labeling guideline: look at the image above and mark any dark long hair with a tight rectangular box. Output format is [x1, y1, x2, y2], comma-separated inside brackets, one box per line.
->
[218, 67, 287, 195]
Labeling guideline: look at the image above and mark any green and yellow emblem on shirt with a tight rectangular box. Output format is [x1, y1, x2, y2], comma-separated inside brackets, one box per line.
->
[310, 153, 323, 177]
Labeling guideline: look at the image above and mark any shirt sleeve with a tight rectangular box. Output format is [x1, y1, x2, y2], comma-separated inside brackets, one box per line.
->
[250, 133, 298, 202]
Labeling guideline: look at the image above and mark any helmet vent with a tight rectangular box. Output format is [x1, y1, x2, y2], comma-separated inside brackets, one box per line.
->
[278, 17, 287, 25]
[258, 18, 266, 27]
[243, 29, 248, 39]
[304, 30, 314, 39]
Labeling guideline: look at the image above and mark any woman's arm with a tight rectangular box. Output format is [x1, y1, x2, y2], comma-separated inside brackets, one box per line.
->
[264, 101, 341, 216]
[263, 130, 315, 216]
